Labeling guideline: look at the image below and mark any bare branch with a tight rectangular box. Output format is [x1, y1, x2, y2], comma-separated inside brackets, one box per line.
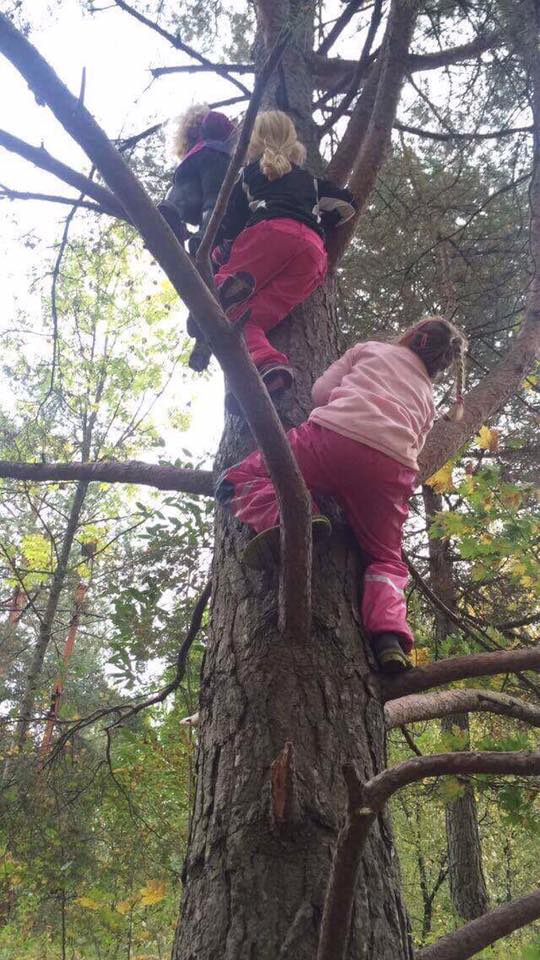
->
[328, 0, 420, 261]
[0, 459, 214, 496]
[381, 645, 540, 700]
[385, 688, 540, 729]
[416, 888, 540, 960]
[151, 63, 254, 78]
[112, 0, 250, 95]
[319, 0, 382, 137]
[408, 31, 501, 72]
[317, 750, 540, 960]
[0, 187, 106, 213]
[394, 119, 533, 141]
[0, 11, 312, 643]
[317, 0, 365, 56]
[0, 128, 126, 218]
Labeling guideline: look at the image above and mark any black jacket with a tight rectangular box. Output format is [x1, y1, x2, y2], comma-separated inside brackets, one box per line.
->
[216, 160, 357, 246]
[159, 141, 232, 252]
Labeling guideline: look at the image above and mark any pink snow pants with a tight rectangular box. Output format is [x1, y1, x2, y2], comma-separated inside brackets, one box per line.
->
[218, 421, 417, 651]
[215, 218, 327, 369]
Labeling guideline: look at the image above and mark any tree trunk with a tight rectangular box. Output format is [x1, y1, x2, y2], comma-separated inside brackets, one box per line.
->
[173, 278, 413, 958]
[422, 486, 489, 923]
[13, 480, 88, 754]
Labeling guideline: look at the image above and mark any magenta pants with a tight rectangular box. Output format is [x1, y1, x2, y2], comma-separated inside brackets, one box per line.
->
[218, 422, 417, 651]
[215, 218, 327, 369]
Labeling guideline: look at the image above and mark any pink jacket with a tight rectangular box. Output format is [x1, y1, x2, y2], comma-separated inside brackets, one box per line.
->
[309, 341, 435, 471]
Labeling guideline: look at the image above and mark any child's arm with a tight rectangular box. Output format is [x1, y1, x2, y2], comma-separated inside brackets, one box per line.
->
[311, 344, 365, 407]
[316, 178, 357, 229]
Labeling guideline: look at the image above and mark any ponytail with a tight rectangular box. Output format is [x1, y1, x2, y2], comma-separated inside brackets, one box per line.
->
[247, 110, 306, 182]
[397, 315, 468, 420]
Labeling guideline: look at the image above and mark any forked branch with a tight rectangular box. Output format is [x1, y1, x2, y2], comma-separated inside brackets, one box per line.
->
[317, 751, 540, 960]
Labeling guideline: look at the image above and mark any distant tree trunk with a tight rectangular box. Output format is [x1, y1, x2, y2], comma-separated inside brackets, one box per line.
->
[13, 480, 89, 755]
[423, 485, 490, 922]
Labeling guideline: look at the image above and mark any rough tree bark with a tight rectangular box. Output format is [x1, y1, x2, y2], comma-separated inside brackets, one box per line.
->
[172, 6, 414, 957]
[422, 485, 489, 923]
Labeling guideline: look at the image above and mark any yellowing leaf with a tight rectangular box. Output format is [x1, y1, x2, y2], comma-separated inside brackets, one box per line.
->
[426, 462, 454, 494]
[74, 897, 100, 910]
[476, 425, 498, 451]
[138, 880, 166, 906]
[116, 900, 132, 915]
[411, 647, 430, 666]
[438, 777, 467, 802]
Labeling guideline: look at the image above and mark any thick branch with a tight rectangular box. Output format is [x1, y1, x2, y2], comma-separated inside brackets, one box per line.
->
[416, 888, 540, 960]
[113, 0, 250, 95]
[0, 12, 312, 643]
[317, 751, 540, 960]
[381, 646, 540, 700]
[0, 128, 126, 218]
[385, 688, 540, 729]
[0, 459, 214, 496]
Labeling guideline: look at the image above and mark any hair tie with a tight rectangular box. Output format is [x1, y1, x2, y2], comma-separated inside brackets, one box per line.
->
[456, 393, 464, 403]
[420, 333, 429, 348]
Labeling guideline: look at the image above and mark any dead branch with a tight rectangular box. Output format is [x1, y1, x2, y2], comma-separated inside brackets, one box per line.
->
[329, 0, 420, 262]
[317, 0, 365, 56]
[0, 128, 126, 218]
[394, 120, 533, 141]
[0, 458, 214, 496]
[319, 0, 382, 137]
[385, 688, 540, 729]
[416, 888, 540, 960]
[317, 751, 540, 960]
[151, 63, 254, 78]
[0, 11, 312, 643]
[112, 0, 250, 95]
[381, 645, 540, 700]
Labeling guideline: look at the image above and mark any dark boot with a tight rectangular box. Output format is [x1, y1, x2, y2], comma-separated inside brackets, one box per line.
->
[372, 633, 412, 675]
[242, 516, 332, 571]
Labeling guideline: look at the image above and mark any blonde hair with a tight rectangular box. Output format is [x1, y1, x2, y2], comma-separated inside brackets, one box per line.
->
[397, 316, 468, 421]
[247, 110, 306, 181]
[169, 104, 210, 159]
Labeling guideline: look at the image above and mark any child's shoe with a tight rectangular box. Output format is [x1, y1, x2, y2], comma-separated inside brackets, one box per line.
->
[259, 362, 294, 397]
[189, 340, 211, 372]
[372, 633, 412, 674]
[242, 516, 332, 571]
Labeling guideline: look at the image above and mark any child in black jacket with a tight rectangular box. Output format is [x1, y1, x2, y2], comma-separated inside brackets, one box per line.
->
[211, 110, 356, 411]
[159, 105, 235, 255]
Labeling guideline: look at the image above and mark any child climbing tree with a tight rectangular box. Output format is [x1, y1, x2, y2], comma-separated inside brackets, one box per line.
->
[0, 2, 539, 959]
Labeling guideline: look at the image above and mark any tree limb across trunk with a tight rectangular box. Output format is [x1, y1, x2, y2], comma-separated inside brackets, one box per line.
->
[381, 645, 540, 700]
[0, 459, 215, 496]
[385, 688, 540, 729]
[416, 887, 540, 960]
[0, 11, 312, 643]
[317, 750, 540, 960]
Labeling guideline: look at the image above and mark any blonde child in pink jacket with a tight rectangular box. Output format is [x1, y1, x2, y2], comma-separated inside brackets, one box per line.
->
[216, 317, 467, 674]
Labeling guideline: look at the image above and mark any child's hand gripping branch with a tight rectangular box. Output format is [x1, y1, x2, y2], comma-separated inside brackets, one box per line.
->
[207, 109, 357, 414]
[215, 317, 467, 674]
